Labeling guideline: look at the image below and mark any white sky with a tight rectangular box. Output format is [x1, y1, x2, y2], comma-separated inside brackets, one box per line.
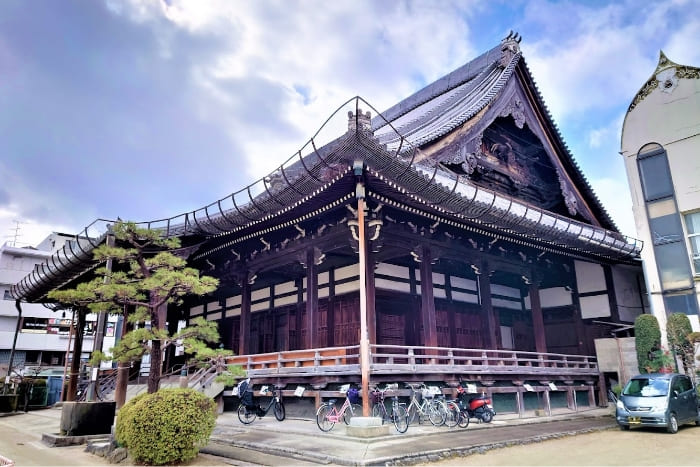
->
[1, 0, 699, 247]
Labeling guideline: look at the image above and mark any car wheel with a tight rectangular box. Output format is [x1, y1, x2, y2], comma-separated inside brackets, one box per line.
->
[667, 413, 679, 434]
[619, 424, 629, 431]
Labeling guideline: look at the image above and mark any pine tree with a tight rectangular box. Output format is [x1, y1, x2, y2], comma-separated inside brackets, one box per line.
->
[49, 221, 231, 394]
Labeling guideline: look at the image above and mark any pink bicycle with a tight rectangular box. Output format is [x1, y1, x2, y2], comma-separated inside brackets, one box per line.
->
[315, 388, 362, 432]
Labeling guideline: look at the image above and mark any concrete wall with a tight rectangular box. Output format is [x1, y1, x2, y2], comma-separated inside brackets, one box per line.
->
[594, 337, 639, 386]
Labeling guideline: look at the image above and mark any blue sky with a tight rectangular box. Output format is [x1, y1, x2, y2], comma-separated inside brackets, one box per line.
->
[1, 0, 699, 247]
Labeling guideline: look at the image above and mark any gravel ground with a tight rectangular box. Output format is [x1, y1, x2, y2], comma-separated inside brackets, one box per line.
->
[427, 424, 700, 466]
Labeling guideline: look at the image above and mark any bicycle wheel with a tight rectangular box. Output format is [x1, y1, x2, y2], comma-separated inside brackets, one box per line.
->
[444, 401, 460, 428]
[274, 401, 286, 421]
[457, 410, 470, 428]
[371, 403, 386, 424]
[392, 404, 409, 433]
[428, 400, 446, 426]
[343, 403, 362, 425]
[406, 403, 419, 425]
[316, 404, 335, 432]
[237, 404, 256, 424]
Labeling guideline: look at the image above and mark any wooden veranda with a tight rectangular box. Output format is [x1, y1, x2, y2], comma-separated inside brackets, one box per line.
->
[226, 344, 605, 417]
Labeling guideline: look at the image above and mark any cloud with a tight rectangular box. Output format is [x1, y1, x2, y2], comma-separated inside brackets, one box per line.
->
[0, 0, 696, 249]
[0, 187, 9, 206]
[590, 176, 636, 237]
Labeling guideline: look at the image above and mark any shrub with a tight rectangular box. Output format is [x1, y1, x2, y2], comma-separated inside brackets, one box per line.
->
[114, 392, 150, 447]
[635, 314, 661, 373]
[116, 388, 216, 465]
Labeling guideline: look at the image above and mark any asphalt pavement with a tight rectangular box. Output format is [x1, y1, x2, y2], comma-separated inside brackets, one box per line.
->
[0, 405, 617, 466]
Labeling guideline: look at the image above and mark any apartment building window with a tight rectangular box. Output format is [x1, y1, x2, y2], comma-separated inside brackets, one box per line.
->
[3, 289, 12, 300]
[686, 211, 700, 275]
[637, 143, 698, 315]
[21, 317, 48, 333]
[639, 150, 674, 201]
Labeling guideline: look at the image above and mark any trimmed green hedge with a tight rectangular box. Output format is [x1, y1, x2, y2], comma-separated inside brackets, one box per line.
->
[635, 314, 660, 373]
[115, 388, 216, 465]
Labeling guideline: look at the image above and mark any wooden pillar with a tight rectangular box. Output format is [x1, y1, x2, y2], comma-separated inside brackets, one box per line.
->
[306, 248, 319, 349]
[295, 278, 304, 350]
[408, 264, 419, 345]
[238, 278, 251, 356]
[478, 265, 498, 349]
[327, 269, 335, 347]
[419, 245, 438, 348]
[445, 275, 457, 348]
[571, 291, 589, 355]
[366, 251, 377, 345]
[529, 282, 547, 354]
[603, 265, 620, 322]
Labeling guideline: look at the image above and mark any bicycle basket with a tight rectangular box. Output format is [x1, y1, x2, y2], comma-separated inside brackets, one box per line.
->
[421, 388, 433, 399]
[347, 387, 360, 404]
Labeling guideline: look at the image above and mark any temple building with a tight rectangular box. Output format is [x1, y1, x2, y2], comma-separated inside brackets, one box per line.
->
[11, 34, 647, 414]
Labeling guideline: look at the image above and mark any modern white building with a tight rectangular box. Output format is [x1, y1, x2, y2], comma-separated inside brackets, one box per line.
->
[621, 52, 700, 337]
[0, 233, 119, 378]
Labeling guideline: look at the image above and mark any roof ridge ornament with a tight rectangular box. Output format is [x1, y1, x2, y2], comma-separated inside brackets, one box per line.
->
[500, 31, 522, 68]
[628, 51, 700, 112]
[348, 109, 372, 132]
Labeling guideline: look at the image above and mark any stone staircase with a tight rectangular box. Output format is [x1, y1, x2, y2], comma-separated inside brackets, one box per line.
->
[110, 365, 226, 404]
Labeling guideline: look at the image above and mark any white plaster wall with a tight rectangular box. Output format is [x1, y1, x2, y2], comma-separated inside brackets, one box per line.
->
[575, 260, 606, 293]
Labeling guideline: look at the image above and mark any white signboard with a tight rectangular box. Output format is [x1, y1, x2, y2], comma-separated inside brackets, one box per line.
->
[524, 384, 534, 392]
[294, 386, 305, 397]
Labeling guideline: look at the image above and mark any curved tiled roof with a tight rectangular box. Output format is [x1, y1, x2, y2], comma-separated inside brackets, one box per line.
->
[12, 36, 642, 303]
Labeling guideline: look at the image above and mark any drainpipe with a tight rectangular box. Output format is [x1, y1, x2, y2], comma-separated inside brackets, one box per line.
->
[5, 300, 23, 395]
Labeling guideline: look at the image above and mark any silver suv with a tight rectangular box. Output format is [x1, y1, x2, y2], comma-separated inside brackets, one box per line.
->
[616, 373, 700, 433]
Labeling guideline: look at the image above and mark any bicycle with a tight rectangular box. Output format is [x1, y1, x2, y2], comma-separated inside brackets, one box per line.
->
[238, 386, 286, 424]
[315, 388, 362, 432]
[405, 383, 446, 426]
[370, 384, 409, 433]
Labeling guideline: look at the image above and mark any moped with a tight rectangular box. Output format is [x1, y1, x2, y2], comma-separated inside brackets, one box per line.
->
[456, 384, 496, 423]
